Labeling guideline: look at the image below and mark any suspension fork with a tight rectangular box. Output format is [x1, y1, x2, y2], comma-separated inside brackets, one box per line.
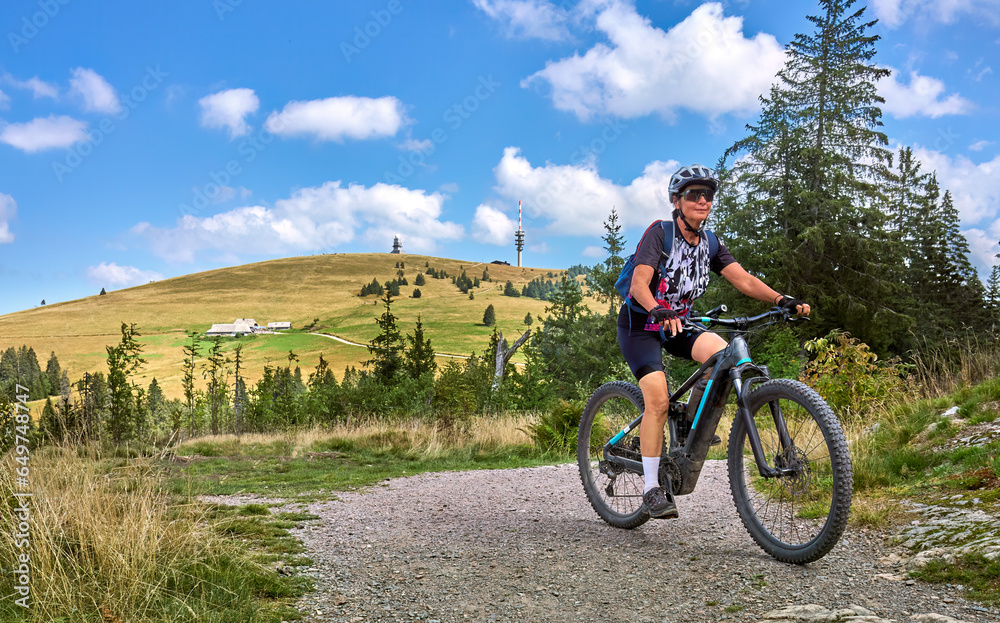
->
[733, 370, 796, 479]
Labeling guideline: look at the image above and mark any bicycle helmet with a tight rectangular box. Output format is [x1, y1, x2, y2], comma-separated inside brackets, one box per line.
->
[668, 164, 719, 200]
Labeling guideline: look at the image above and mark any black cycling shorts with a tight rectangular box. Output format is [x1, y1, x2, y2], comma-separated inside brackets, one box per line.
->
[617, 324, 699, 382]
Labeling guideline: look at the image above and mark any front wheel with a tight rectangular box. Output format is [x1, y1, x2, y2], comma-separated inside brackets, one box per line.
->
[728, 379, 852, 564]
[577, 381, 649, 529]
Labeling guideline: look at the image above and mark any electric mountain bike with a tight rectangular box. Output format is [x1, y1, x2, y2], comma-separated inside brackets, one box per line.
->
[577, 306, 853, 564]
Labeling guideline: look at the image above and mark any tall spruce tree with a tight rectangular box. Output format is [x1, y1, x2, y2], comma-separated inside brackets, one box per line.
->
[404, 315, 437, 379]
[365, 291, 405, 382]
[585, 207, 627, 312]
[722, 0, 908, 353]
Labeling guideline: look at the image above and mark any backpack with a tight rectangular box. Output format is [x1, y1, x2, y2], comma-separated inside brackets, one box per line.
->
[614, 219, 720, 313]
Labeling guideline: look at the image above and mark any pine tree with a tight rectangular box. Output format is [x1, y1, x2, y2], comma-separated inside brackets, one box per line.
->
[586, 207, 626, 311]
[40, 397, 60, 442]
[986, 263, 1000, 334]
[105, 322, 146, 445]
[524, 313, 533, 326]
[413, 288, 422, 298]
[365, 291, 405, 382]
[483, 304, 496, 326]
[415, 273, 426, 286]
[722, 0, 907, 353]
[404, 315, 437, 379]
[44, 351, 61, 397]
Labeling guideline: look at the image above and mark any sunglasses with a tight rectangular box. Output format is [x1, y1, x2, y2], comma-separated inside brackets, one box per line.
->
[681, 188, 714, 202]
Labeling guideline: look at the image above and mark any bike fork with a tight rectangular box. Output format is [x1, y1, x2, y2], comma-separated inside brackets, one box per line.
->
[734, 378, 796, 479]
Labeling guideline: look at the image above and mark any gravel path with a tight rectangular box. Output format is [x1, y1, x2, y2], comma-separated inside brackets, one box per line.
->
[274, 461, 997, 623]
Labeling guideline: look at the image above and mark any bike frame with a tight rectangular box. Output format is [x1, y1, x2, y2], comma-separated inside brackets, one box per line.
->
[602, 310, 800, 495]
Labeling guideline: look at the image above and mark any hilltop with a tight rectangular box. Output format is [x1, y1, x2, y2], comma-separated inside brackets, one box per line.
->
[0, 253, 571, 399]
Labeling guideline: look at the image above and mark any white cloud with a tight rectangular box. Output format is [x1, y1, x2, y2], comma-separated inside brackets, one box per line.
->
[69, 68, 121, 114]
[473, 0, 572, 40]
[264, 96, 407, 142]
[970, 140, 995, 152]
[472, 204, 518, 245]
[0, 193, 16, 244]
[521, 1, 786, 121]
[911, 145, 1000, 227]
[965, 226, 1000, 273]
[0, 115, 88, 153]
[86, 262, 164, 288]
[491, 146, 679, 235]
[879, 68, 971, 118]
[1, 74, 58, 99]
[871, 0, 1000, 27]
[198, 88, 259, 139]
[137, 181, 464, 262]
[972, 66, 993, 82]
[398, 137, 434, 152]
[0, 89, 9, 110]
[582, 245, 604, 258]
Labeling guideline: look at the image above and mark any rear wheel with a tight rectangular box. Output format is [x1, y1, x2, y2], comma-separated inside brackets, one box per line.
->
[727, 379, 852, 564]
[577, 381, 649, 529]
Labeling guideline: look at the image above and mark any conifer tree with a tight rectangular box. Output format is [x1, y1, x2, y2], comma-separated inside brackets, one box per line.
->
[365, 291, 405, 382]
[404, 315, 437, 379]
[45, 351, 61, 397]
[105, 322, 146, 445]
[483, 304, 496, 326]
[722, 0, 907, 352]
[415, 273, 426, 286]
[586, 207, 626, 311]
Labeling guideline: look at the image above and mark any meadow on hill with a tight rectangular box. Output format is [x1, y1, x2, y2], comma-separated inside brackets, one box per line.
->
[0, 253, 571, 399]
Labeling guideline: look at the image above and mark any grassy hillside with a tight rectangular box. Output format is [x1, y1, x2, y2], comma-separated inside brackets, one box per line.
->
[0, 253, 574, 399]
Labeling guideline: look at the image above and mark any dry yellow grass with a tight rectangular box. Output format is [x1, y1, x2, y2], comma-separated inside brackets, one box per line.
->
[0, 253, 579, 399]
[174, 413, 538, 459]
[0, 448, 215, 620]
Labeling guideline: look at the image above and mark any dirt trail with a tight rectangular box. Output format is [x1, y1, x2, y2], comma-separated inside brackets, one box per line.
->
[282, 461, 994, 623]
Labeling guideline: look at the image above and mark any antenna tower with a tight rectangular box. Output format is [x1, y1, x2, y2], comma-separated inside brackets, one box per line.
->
[514, 200, 525, 267]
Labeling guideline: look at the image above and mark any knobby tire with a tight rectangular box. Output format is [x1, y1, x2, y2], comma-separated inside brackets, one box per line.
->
[577, 381, 650, 529]
[727, 379, 853, 564]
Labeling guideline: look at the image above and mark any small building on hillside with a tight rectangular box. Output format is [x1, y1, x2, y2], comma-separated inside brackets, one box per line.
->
[391, 236, 403, 254]
[206, 319, 257, 336]
[268, 321, 291, 331]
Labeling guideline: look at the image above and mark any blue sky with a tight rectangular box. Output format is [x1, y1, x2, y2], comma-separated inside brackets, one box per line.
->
[0, 0, 998, 315]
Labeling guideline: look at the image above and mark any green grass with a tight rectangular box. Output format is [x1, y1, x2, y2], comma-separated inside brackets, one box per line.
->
[911, 554, 1000, 608]
[166, 436, 560, 500]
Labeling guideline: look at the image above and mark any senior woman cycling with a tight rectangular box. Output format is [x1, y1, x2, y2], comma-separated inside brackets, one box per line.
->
[618, 164, 810, 518]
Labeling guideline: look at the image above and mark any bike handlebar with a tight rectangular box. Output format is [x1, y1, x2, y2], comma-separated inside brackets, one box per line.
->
[683, 306, 808, 334]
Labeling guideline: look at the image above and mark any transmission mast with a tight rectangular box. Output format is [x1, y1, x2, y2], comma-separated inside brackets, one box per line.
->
[514, 200, 525, 267]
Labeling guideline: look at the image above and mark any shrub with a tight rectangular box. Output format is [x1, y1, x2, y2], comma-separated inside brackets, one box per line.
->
[525, 399, 585, 454]
[800, 330, 912, 420]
